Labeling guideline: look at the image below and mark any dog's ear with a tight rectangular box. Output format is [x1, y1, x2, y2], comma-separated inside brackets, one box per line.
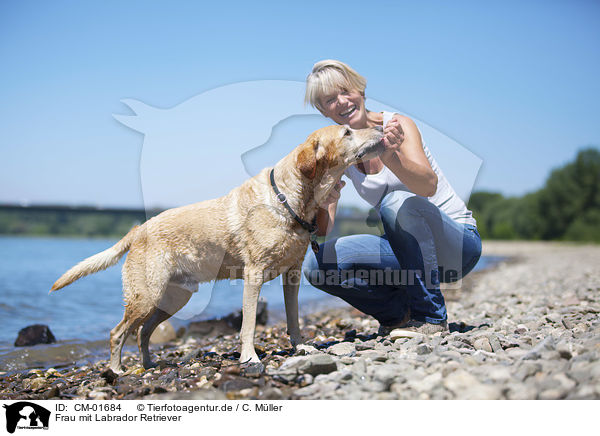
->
[297, 141, 317, 179]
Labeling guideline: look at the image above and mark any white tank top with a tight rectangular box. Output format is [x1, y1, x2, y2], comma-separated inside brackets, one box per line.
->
[344, 112, 477, 227]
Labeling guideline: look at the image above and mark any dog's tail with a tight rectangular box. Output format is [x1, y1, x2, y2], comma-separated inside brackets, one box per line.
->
[50, 225, 141, 292]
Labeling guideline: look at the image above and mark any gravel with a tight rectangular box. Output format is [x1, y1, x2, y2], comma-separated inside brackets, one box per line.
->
[1, 241, 598, 400]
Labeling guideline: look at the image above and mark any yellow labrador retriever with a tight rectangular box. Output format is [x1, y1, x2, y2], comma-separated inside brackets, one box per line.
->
[50, 124, 384, 373]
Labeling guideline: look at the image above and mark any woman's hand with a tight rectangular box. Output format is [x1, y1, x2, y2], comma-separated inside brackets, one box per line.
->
[316, 179, 345, 236]
[380, 115, 438, 197]
[320, 180, 346, 208]
[382, 116, 405, 158]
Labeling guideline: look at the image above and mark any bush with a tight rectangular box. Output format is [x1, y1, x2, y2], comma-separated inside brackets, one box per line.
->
[467, 147, 600, 243]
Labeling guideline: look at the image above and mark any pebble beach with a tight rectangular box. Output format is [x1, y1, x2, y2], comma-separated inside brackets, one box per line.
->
[1, 240, 599, 400]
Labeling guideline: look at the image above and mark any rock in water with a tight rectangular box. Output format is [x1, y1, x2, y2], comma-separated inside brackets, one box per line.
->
[100, 368, 119, 385]
[14, 324, 56, 347]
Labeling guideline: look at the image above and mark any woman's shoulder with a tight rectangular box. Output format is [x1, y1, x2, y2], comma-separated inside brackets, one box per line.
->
[386, 112, 416, 126]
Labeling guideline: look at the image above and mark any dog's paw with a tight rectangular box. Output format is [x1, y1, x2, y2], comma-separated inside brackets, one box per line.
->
[157, 360, 177, 370]
[109, 365, 126, 375]
[241, 361, 265, 377]
[290, 335, 306, 348]
[143, 361, 159, 370]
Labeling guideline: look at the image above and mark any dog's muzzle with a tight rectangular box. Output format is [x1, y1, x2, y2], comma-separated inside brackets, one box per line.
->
[356, 139, 385, 159]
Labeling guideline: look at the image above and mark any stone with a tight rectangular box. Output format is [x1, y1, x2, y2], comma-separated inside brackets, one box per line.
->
[295, 344, 319, 355]
[441, 350, 463, 362]
[278, 356, 308, 373]
[363, 380, 387, 392]
[486, 366, 512, 382]
[538, 389, 566, 400]
[159, 370, 178, 384]
[463, 355, 480, 366]
[303, 354, 339, 376]
[515, 324, 529, 334]
[545, 312, 563, 324]
[260, 387, 284, 400]
[355, 340, 377, 351]
[278, 354, 338, 377]
[356, 350, 387, 361]
[241, 362, 264, 377]
[553, 373, 577, 391]
[373, 366, 398, 389]
[443, 370, 480, 394]
[505, 348, 528, 359]
[180, 348, 201, 364]
[44, 385, 60, 399]
[556, 341, 573, 359]
[217, 375, 255, 392]
[416, 344, 433, 355]
[506, 383, 538, 400]
[522, 350, 542, 360]
[487, 334, 505, 354]
[337, 369, 353, 382]
[89, 389, 110, 400]
[150, 321, 177, 344]
[351, 358, 368, 377]
[14, 324, 56, 347]
[408, 372, 443, 392]
[390, 329, 424, 340]
[327, 342, 356, 357]
[462, 384, 503, 400]
[297, 374, 314, 387]
[515, 362, 542, 381]
[100, 368, 118, 385]
[24, 377, 47, 391]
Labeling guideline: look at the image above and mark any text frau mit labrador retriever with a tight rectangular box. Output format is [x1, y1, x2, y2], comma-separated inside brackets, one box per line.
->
[51, 122, 384, 372]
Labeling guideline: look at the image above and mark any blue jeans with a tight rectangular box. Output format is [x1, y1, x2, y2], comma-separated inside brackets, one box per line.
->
[302, 190, 482, 326]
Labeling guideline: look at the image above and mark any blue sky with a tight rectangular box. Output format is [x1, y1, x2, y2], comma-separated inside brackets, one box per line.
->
[1, 0, 599, 208]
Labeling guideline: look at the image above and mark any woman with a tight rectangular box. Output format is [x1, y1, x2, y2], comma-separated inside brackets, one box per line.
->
[302, 59, 482, 335]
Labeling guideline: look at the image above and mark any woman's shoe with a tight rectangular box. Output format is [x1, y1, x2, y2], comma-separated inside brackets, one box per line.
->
[377, 309, 411, 336]
[392, 319, 448, 335]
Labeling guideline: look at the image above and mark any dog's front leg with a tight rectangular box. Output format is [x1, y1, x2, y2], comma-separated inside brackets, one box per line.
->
[283, 267, 304, 348]
[239, 268, 264, 365]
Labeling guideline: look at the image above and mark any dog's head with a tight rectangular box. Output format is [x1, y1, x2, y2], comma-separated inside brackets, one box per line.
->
[295, 124, 384, 180]
[293, 124, 383, 206]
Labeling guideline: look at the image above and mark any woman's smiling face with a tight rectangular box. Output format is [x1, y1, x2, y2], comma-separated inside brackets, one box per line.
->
[319, 88, 367, 128]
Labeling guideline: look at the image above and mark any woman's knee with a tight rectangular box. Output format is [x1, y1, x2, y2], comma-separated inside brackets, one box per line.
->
[380, 191, 428, 229]
[302, 251, 322, 285]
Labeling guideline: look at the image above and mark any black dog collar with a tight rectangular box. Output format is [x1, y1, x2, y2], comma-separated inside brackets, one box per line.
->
[269, 169, 319, 253]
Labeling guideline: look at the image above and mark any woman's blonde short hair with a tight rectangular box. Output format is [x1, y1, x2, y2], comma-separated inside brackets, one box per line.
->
[305, 59, 367, 112]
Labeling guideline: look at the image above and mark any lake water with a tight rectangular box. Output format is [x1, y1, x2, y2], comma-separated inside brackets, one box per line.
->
[0, 236, 499, 372]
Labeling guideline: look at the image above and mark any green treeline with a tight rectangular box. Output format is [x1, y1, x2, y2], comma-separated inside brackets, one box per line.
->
[0, 209, 146, 238]
[468, 147, 600, 242]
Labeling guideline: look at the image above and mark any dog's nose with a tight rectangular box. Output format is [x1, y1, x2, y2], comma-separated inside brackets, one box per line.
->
[374, 125, 383, 132]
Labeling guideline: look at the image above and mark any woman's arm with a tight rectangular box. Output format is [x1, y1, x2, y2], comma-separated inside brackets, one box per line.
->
[315, 180, 345, 236]
[381, 115, 438, 197]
